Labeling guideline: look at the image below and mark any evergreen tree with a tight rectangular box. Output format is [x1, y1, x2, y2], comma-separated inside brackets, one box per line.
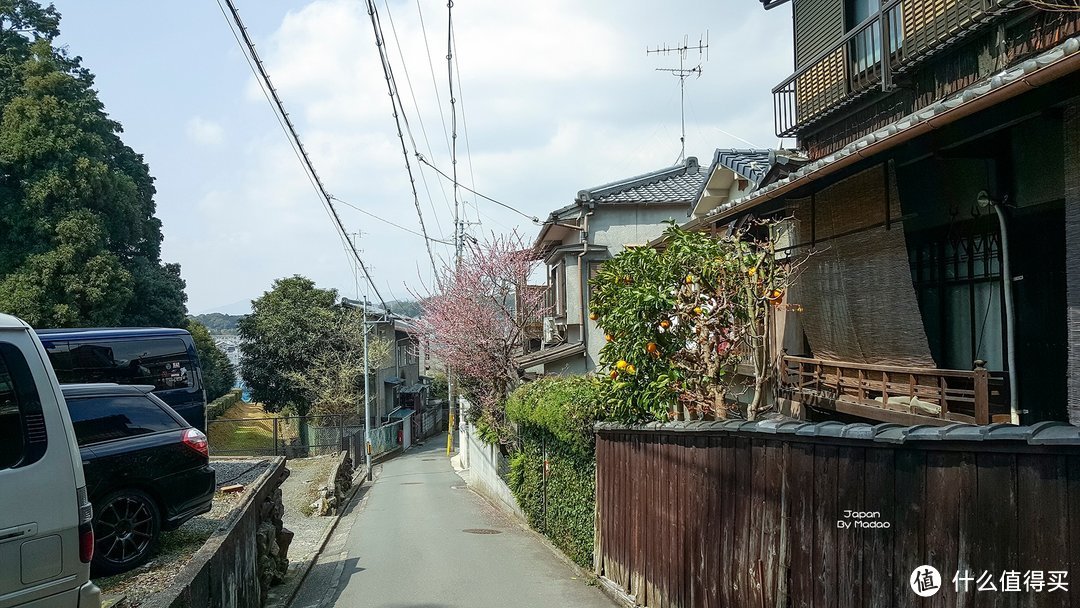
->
[0, 1, 186, 327]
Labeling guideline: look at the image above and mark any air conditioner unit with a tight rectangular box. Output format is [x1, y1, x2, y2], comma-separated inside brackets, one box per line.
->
[542, 317, 562, 344]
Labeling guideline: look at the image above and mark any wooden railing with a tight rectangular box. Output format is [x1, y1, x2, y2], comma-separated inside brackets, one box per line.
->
[779, 355, 1009, 425]
[773, 0, 998, 137]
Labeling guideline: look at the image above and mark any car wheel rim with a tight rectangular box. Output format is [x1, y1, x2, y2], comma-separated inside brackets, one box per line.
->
[96, 496, 153, 564]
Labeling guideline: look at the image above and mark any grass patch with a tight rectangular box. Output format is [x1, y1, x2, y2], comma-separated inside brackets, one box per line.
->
[207, 402, 288, 456]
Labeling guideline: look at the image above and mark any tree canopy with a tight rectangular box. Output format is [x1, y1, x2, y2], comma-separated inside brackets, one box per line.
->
[238, 275, 389, 418]
[186, 319, 236, 402]
[0, 0, 186, 327]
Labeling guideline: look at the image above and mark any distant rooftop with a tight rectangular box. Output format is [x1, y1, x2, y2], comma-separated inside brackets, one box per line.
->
[575, 156, 706, 205]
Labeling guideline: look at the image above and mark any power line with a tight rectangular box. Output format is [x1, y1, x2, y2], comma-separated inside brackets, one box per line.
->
[218, 0, 387, 309]
[416, 155, 540, 223]
[381, 0, 452, 235]
[447, 0, 462, 267]
[363, 0, 440, 276]
[330, 196, 454, 245]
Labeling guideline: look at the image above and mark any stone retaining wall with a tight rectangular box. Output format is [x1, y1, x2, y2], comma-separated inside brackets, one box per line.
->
[143, 457, 292, 608]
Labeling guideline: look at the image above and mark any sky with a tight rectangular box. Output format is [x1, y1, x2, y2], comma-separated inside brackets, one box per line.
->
[48, 0, 794, 314]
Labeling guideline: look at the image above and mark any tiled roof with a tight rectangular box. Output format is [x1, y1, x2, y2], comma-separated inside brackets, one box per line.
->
[595, 420, 1080, 445]
[577, 157, 706, 205]
[695, 33, 1080, 227]
[713, 149, 772, 187]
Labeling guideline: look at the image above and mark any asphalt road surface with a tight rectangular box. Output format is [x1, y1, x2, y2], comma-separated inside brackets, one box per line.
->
[290, 436, 617, 608]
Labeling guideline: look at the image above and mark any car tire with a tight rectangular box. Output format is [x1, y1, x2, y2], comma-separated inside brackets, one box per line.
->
[91, 488, 161, 576]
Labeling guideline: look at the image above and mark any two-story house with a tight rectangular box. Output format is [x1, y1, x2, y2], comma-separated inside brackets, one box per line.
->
[681, 0, 1080, 426]
[522, 156, 766, 375]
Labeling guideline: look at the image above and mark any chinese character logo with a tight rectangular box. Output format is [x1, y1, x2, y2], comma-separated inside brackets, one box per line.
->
[911, 565, 942, 597]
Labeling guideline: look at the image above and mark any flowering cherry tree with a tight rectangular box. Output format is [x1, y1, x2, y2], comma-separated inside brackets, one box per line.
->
[416, 232, 548, 439]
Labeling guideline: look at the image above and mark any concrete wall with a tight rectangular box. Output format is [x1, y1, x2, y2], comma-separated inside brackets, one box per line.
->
[457, 405, 525, 521]
[144, 458, 291, 608]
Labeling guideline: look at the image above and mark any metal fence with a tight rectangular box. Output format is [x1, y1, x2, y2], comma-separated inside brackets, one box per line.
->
[207, 414, 364, 458]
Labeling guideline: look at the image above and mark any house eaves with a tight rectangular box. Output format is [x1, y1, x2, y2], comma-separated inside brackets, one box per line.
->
[671, 33, 1080, 240]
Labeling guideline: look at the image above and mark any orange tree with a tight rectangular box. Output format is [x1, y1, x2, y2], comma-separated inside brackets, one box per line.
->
[590, 221, 801, 422]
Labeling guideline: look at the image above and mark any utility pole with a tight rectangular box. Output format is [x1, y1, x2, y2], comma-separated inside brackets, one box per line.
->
[647, 32, 709, 162]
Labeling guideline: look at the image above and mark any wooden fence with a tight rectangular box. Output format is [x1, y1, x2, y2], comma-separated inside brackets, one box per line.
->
[595, 420, 1080, 608]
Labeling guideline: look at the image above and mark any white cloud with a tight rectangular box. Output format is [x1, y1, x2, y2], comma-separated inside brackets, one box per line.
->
[185, 116, 225, 145]
[158, 0, 795, 312]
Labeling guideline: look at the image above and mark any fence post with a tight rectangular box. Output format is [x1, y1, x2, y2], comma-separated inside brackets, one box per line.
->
[973, 360, 989, 425]
[273, 418, 279, 457]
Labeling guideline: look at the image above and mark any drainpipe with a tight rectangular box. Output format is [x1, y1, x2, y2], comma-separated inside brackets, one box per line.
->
[578, 208, 593, 365]
[979, 191, 1019, 425]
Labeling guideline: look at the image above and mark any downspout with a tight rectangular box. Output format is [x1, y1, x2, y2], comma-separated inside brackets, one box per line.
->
[981, 192, 1020, 424]
[578, 207, 593, 364]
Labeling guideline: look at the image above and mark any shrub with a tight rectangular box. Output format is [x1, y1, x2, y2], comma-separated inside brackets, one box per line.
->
[206, 389, 242, 421]
[504, 376, 601, 567]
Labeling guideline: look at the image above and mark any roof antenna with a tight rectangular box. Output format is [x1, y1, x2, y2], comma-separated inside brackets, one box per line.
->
[647, 31, 709, 164]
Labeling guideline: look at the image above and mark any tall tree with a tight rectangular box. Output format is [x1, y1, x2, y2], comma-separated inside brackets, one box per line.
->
[237, 276, 339, 416]
[0, 1, 186, 327]
[186, 319, 236, 402]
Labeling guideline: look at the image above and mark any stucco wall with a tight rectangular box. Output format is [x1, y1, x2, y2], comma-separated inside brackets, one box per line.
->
[462, 422, 525, 521]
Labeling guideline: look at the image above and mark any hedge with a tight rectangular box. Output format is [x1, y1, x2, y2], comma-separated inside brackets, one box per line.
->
[206, 389, 243, 421]
[505, 376, 601, 568]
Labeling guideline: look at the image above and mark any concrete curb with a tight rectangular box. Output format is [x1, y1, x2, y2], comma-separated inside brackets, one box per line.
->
[270, 463, 370, 608]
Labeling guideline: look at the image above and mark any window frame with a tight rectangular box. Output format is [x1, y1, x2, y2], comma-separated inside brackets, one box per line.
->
[0, 341, 49, 470]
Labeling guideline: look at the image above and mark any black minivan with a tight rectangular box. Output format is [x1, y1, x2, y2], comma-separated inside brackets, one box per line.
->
[61, 384, 215, 575]
[39, 328, 208, 431]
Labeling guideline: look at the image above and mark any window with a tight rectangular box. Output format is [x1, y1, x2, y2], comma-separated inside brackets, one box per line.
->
[0, 342, 47, 469]
[49, 338, 193, 390]
[66, 396, 182, 446]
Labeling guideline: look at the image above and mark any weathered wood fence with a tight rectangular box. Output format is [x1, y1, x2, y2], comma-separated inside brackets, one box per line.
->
[595, 420, 1080, 608]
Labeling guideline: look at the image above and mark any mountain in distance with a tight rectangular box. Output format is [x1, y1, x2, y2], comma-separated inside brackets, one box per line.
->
[190, 313, 244, 333]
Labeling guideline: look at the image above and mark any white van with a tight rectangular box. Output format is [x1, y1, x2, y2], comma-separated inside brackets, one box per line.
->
[0, 314, 100, 608]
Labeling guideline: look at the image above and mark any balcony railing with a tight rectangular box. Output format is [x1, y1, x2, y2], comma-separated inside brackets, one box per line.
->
[773, 0, 999, 137]
[779, 355, 1009, 425]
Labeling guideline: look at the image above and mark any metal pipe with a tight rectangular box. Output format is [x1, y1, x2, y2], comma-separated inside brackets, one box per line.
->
[363, 298, 373, 480]
[990, 201, 1020, 424]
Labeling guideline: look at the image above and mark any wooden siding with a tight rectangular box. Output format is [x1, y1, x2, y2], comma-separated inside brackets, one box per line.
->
[596, 426, 1080, 608]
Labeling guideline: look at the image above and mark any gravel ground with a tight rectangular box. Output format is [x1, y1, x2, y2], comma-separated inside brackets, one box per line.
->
[96, 459, 271, 606]
[212, 458, 272, 489]
[279, 455, 340, 560]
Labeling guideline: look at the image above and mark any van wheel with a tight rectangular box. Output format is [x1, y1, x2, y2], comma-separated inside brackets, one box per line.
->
[91, 489, 161, 576]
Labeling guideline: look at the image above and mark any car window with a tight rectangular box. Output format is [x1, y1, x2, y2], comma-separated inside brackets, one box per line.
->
[66, 395, 183, 446]
[56, 338, 194, 391]
[0, 342, 47, 469]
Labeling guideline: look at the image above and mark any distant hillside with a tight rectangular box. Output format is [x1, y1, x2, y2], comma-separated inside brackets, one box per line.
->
[190, 313, 244, 332]
[386, 299, 422, 318]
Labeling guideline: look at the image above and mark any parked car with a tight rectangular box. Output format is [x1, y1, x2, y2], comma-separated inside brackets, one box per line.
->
[61, 384, 215, 576]
[0, 313, 100, 608]
[37, 328, 208, 432]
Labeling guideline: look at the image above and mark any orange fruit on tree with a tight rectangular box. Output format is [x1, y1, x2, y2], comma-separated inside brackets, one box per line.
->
[605, 334, 613, 342]
[659, 319, 671, 329]
[646, 342, 658, 354]
[589, 312, 599, 321]
[626, 364, 637, 374]
[616, 360, 628, 370]
[609, 370, 618, 380]
[694, 306, 703, 315]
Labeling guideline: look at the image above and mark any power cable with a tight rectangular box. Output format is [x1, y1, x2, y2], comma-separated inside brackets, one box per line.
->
[218, 0, 387, 309]
[330, 196, 454, 245]
[416, 155, 540, 223]
[363, 0, 440, 276]
[383, 0, 455, 226]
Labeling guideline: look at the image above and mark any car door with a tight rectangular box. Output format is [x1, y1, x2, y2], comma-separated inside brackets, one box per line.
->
[0, 333, 83, 607]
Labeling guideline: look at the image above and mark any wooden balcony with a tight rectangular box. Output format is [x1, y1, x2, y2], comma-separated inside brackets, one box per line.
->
[779, 355, 1009, 426]
[773, 0, 1001, 137]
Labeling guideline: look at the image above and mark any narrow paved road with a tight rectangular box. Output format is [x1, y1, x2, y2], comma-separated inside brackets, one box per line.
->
[290, 436, 616, 608]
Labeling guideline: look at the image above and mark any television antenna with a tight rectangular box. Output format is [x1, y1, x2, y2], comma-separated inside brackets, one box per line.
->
[647, 32, 709, 163]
